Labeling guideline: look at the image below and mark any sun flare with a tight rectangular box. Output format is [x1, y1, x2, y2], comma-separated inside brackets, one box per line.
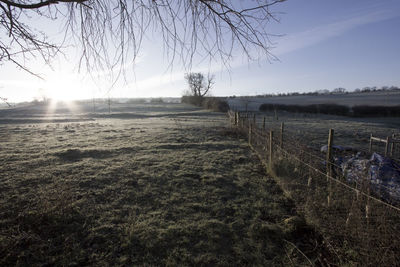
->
[43, 71, 90, 101]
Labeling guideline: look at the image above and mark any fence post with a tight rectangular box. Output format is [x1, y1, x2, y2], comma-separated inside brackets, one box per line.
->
[234, 112, 238, 126]
[326, 129, 334, 177]
[369, 134, 372, 153]
[249, 124, 252, 146]
[385, 136, 390, 157]
[326, 129, 334, 206]
[269, 130, 274, 170]
[253, 113, 256, 126]
[263, 116, 266, 130]
[391, 134, 395, 156]
[280, 122, 284, 149]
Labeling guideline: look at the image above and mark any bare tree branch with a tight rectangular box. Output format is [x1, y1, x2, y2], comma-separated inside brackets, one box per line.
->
[0, 0, 284, 80]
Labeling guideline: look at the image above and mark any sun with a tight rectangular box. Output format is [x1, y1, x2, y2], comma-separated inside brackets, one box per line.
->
[43, 70, 90, 101]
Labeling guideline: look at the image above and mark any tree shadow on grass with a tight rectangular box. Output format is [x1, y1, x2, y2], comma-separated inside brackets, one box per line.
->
[0, 186, 95, 266]
[54, 147, 138, 162]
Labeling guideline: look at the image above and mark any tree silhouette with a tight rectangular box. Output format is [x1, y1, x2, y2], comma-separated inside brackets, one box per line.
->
[185, 72, 214, 98]
[0, 0, 283, 77]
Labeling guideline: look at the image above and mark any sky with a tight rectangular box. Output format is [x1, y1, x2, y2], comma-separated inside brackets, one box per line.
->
[1, 0, 400, 102]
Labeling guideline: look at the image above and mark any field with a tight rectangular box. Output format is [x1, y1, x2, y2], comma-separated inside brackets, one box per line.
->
[0, 102, 321, 266]
[228, 91, 400, 158]
[253, 111, 400, 157]
[228, 90, 400, 111]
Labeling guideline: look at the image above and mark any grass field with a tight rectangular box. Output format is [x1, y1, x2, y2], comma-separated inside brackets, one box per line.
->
[228, 90, 400, 111]
[260, 111, 399, 153]
[0, 102, 321, 266]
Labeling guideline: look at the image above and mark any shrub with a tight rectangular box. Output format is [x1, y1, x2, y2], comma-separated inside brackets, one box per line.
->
[181, 96, 229, 112]
[259, 103, 275, 112]
[203, 97, 230, 112]
[181, 95, 203, 106]
[259, 103, 350, 116]
[315, 104, 350, 116]
[126, 98, 147, 104]
[150, 98, 164, 103]
[352, 105, 400, 117]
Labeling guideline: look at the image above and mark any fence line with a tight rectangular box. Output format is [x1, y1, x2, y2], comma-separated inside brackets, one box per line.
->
[228, 110, 400, 266]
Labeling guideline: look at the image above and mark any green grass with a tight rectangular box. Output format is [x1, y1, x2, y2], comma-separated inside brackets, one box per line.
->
[0, 103, 321, 266]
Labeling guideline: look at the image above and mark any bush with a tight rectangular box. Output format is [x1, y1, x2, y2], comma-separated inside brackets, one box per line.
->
[203, 97, 230, 112]
[259, 103, 274, 112]
[259, 103, 400, 117]
[150, 98, 164, 103]
[126, 98, 147, 104]
[259, 103, 350, 116]
[181, 96, 230, 112]
[352, 105, 400, 117]
[181, 95, 203, 106]
[314, 104, 350, 116]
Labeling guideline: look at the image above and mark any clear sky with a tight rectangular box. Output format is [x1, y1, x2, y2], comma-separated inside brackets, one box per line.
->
[1, 0, 400, 102]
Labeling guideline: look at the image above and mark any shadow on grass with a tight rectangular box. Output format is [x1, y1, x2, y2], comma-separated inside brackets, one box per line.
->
[54, 147, 138, 162]
[0, 187, 95, 266]
[154, 143, 240, 151]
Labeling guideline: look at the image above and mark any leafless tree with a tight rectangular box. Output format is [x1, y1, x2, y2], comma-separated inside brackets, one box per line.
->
[0, 96, 11, 106]
[0, 0, 283, 78]
[185, 72, 214, 97]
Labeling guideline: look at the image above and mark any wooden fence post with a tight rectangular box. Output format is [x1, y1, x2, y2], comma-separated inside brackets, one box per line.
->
[263, 116, 266, 130]
[280, 122, 284, 149]
[385, 136, 390, 157]
[269, 130, 274, 170]
[326, 129, 334, 206]
[391, 134, 395, 156]
[234, 112, 238, 126]
[249, 124, 252, 146]
[253, 113, 256, 126]
[369, 134, 372, 153]
[326, 129, 334, 177]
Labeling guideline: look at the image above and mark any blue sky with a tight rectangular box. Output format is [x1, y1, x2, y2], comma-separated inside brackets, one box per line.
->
[1, 0, 400, 102]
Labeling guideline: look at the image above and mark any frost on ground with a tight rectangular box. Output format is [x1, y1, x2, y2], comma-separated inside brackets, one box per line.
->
[0, 103, 320, 266]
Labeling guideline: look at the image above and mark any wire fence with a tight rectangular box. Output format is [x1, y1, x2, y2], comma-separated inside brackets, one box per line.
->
[228, 110, 400, 266]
